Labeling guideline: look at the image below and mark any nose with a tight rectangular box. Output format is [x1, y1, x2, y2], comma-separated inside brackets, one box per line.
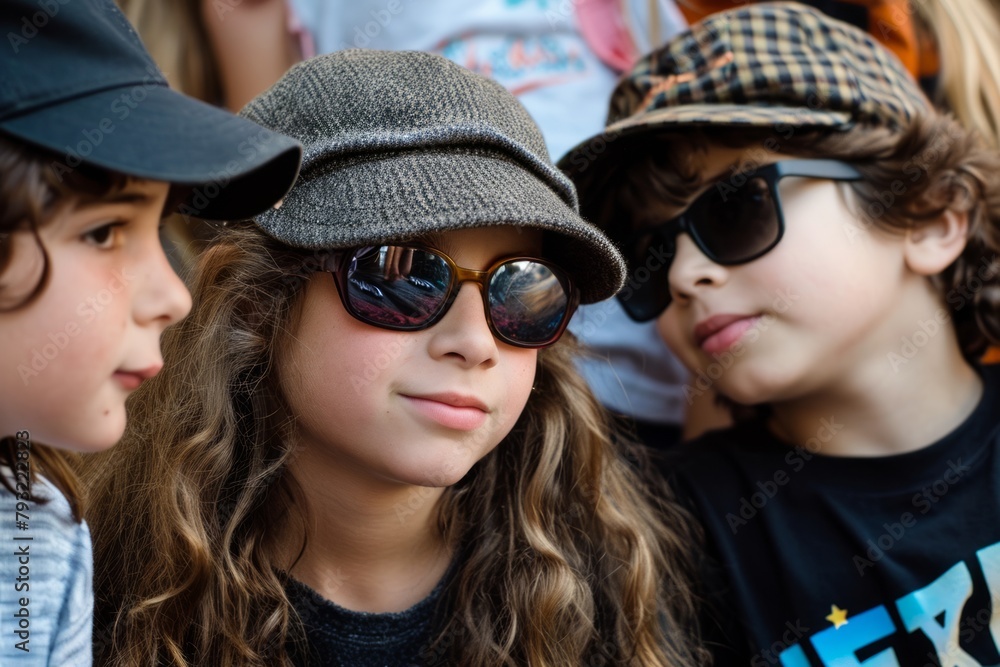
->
[132, 241, 192, 330]
[668, 233, 730, 304]
[426, 282, 499, 369]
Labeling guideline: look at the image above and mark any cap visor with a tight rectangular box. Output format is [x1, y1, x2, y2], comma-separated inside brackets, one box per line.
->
[559, 103, 850, 176]
[1, 85, 301, 220]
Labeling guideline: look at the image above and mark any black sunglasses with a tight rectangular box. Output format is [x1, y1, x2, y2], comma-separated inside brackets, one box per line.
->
[615, 159, 862, 322]
[325, 245, 579, 348]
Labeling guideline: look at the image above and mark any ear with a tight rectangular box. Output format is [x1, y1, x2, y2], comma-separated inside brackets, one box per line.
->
[903, 209, 969, 276]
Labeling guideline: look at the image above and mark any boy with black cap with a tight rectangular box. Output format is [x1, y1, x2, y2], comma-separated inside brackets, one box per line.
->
[561, 3, 1000, 665]
[0, 1, 300, 663]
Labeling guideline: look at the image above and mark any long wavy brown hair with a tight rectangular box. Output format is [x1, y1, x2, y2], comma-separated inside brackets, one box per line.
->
[599, 113, 1000, 363]
[82, 221, 707, 666]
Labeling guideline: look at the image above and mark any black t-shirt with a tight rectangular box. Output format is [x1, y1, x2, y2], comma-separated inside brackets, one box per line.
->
[664, 365, 1000, 667]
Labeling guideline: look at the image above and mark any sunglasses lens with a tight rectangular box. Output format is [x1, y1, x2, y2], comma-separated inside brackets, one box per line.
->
[691, 176, 780, 263]
[344, 247, 451, 327]
[618, 230, 675, 322]
[341, 248, 573, 346]
[488, 260, 571, 345]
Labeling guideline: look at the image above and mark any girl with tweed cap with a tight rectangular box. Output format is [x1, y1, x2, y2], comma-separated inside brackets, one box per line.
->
[82, 50, 706, 666]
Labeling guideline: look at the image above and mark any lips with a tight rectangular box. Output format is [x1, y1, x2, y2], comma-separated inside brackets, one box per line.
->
[402, 392, 490, 431]
[113, 364, 162, 390]
[693, 314, 760, 355]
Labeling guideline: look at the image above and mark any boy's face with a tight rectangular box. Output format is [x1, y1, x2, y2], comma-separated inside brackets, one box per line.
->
[649, 145, 922, 405]
[0, 179, 192, 452]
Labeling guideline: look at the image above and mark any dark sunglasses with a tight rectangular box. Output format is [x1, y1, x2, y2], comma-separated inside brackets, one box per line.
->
[615, 159, 862, 322]
[325, 245, 579, 348]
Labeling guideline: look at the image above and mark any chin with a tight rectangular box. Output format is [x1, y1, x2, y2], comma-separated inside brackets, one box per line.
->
[716, 373, 788, 408]
[46, 413, 126, 454]
[67, 430, 125, 454]
[389, 455, 477, 489]
[406, 466, 473, 489]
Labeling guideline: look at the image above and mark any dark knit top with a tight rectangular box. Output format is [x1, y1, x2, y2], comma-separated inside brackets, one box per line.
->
[286, 570, 453, 667]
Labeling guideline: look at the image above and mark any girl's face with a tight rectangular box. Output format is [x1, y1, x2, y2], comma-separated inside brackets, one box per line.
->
[0, 179, 192, 452]
[281, 227, 540, 489]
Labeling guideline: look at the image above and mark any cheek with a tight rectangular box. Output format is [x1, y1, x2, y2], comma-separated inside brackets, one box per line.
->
[657, 311, 692, 364]
[282, 278, 423, 424]
[341, 332, 420, 400]
[482, 348, 536, 444]
[4, 276, 121, 379]
[67, 292, 129, 375]
[772, 238, 898, 328]
[288, 323, 388, 411]
[503, 350, 536, 415]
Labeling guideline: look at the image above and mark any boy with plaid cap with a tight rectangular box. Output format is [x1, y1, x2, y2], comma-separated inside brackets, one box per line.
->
[561, 3, 1000, 665]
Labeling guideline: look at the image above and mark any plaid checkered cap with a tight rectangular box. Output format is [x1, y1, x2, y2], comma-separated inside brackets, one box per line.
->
[559, 1, 933, 179]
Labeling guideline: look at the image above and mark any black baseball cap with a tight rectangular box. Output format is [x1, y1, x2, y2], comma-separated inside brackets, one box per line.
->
[0, 0, 302, 220]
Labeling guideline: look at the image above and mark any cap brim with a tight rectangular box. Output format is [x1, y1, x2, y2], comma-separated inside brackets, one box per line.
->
[254, 150, 626, 304]
[0, 85, 301, 221]
[557, 103, 851, 232]
[559, 102, 850, 177]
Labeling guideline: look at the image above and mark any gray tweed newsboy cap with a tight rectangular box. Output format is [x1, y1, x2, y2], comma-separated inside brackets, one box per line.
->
[239, 49, 626, 303]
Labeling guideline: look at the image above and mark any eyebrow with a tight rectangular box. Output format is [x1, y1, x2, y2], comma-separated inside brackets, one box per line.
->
[76, 190, 154, 209]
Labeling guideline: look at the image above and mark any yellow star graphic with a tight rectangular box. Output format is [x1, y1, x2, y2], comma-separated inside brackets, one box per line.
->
[826, 605, 849, 629]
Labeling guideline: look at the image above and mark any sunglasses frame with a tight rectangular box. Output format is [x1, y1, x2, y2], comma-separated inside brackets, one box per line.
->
[325, 245, 580, 349]
[618, 159, 863, 321]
